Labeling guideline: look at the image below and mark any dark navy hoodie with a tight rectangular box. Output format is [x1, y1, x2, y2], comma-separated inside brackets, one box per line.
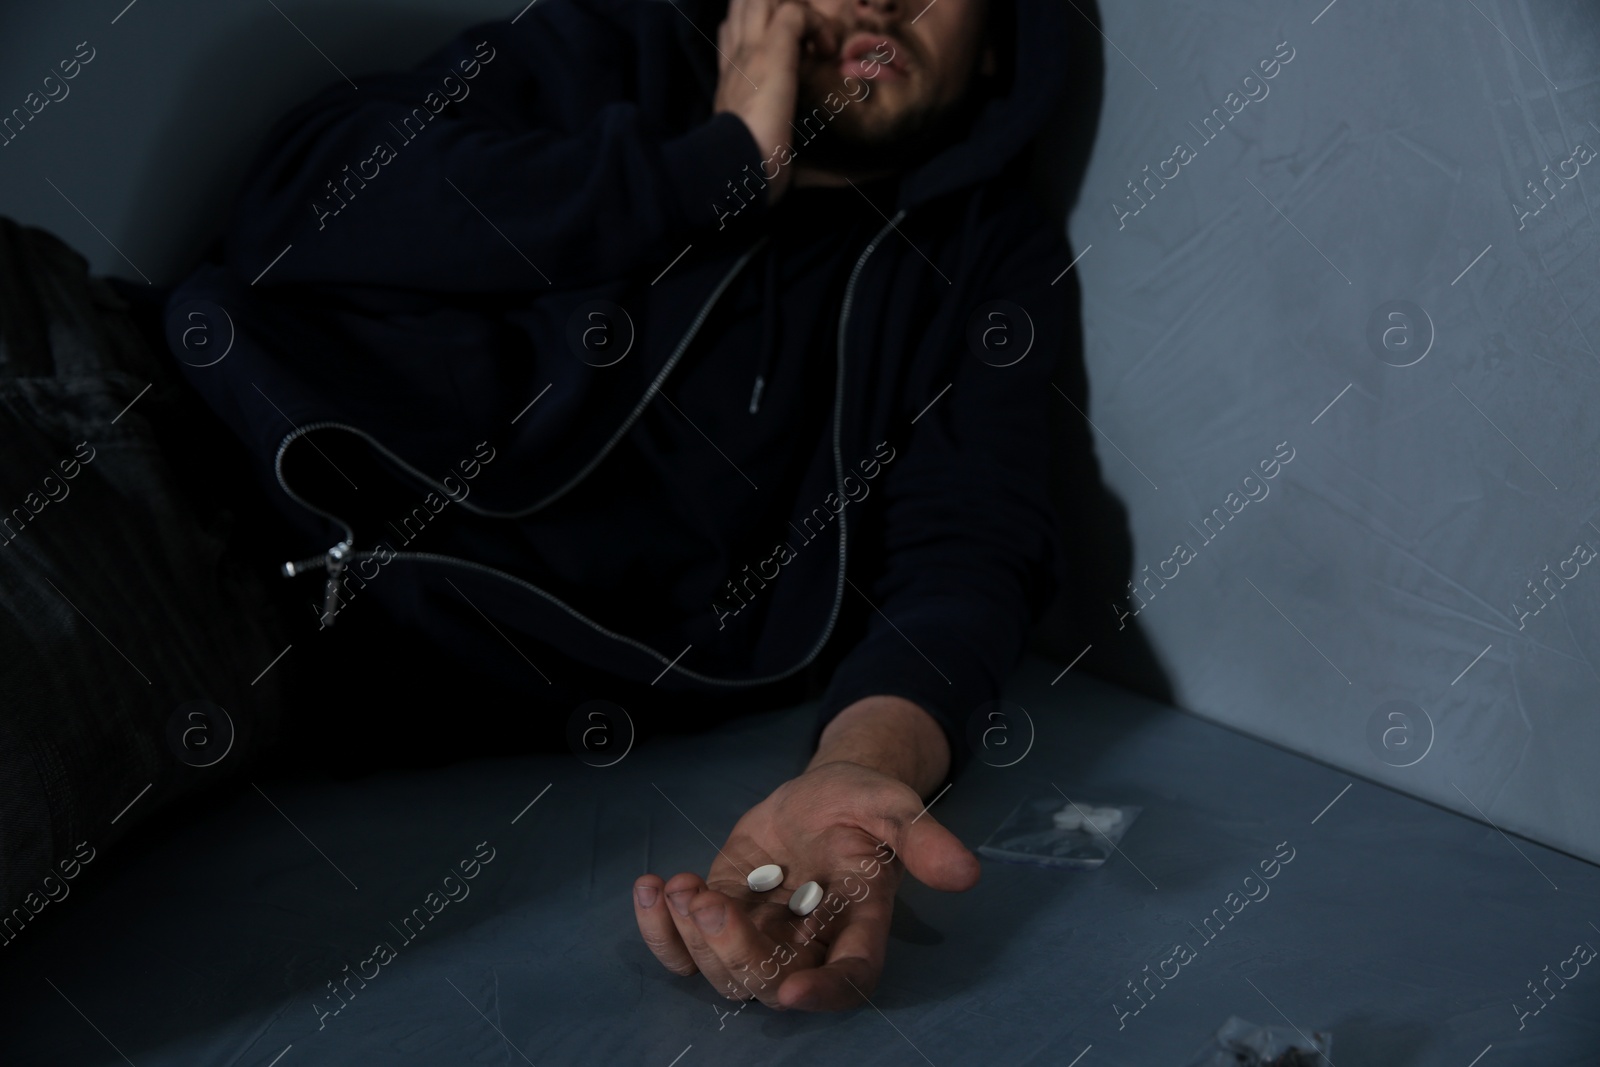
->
[163, 0, 1073, 768]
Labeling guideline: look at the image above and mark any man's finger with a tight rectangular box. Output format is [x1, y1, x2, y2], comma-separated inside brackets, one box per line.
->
[778, 953, 879, 1010]
[663, 872, 741, 994]
[776, 885, 892, 1010]
[684, 888, 814, 1007]
[793, 4, 842, 59]
[769, 1, 827, 54]
[724, 0, 750, 41]
[634, 875, 698, 976]
[888, 813, 982, 893]
[740, 0, 773, 43]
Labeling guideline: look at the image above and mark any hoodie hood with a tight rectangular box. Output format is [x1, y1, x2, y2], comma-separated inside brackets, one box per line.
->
[897, 0, 1071, 207]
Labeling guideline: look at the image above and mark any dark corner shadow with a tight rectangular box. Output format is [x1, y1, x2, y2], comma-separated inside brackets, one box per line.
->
[1023, 0, 1174, 710]
[121, 4, 498, 286]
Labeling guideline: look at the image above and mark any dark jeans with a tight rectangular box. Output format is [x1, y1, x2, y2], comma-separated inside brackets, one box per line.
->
[0, 218, 298, 922]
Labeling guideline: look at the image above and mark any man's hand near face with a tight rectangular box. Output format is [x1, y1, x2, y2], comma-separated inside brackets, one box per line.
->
[712, 0, 841, 205]
[633, 695, 980, 1010]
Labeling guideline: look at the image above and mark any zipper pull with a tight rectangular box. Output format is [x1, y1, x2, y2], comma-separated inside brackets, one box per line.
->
[319, 541, 351, 624]
[748, 374, 766, 415]
[280, 539, 354, 626]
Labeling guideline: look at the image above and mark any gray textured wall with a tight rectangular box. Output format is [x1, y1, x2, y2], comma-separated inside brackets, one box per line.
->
[1066, 1, 1600, 862]
[2, 1, 1596, 862]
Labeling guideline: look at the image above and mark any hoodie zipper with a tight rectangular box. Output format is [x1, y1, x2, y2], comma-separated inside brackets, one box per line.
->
[275, 211, 907, 683]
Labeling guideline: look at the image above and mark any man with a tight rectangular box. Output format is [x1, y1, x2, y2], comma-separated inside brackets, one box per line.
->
[158, 0, 1072, 1012]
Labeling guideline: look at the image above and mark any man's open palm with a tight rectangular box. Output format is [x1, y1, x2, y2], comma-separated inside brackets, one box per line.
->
[634, 761, 981, 1011]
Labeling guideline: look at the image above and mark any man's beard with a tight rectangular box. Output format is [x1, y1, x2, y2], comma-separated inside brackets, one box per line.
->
[789, 69, 983, 175]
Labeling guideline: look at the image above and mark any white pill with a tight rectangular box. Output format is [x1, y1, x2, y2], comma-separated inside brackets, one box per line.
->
[787, 880, 823, 916]
[1053, 807, 1084, 830]
[746, 864, 783, 893]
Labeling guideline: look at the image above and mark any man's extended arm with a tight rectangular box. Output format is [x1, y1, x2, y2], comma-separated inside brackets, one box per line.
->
[814, 212, 1065, 779]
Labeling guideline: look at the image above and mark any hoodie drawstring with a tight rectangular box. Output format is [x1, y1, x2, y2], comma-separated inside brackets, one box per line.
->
[749, 242, 780, 415]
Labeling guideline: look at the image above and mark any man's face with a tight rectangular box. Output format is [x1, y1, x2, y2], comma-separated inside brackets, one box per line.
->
[792, 0, 993, 168]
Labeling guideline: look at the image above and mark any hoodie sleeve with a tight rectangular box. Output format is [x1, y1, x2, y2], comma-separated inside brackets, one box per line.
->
[815, 218, 1066, 780]
[223, 4, 765, 292]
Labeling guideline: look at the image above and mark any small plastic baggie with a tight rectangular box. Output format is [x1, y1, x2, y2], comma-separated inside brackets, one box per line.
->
[1180, 1015, 1334, 1066]
[976, 795, 1142, 870]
